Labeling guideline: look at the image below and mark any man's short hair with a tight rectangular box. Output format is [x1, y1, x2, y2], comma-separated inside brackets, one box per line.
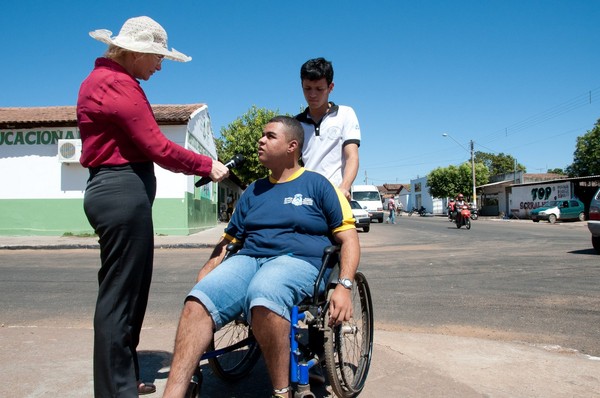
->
[300, 57, 334, 85]
[268, 116, 304, 150]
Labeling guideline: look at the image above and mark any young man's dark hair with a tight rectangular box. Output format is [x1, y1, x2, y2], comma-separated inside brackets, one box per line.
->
[268, 115, 304, 149]
[300, 57, 334, 85]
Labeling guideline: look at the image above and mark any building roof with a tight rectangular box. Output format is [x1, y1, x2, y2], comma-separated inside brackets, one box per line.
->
[523, 173, 567, 182]
[514, 174, 600, 187]
[0, 104, 206, 129]
[377, 183, 406, 196]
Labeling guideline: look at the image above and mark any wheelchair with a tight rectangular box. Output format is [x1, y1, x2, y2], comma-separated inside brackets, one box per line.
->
[186, 243, 374, 398]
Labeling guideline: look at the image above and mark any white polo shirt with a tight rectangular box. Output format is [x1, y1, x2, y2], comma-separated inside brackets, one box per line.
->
[296, 103, 361, 187]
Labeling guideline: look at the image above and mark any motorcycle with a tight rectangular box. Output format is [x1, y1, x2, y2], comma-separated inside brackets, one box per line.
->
[447, 201, 456, 222]
[470, 206, 479, 220]
[408, 206, 427, 216]
[448, 207, 456, 222]
[456, 205, 472, 229]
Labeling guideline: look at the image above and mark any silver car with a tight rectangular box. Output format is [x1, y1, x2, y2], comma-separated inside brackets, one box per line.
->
[588, 187, 600, 253]
[350, 200, 371, 233]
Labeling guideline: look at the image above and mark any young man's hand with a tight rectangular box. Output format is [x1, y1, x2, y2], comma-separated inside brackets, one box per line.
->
[339, 188, 351, 201]
[328, 285, 353, 326]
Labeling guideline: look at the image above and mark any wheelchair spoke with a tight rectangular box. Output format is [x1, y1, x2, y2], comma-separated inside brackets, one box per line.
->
[324, 272, 374, 398]
[207, 317, 261, 381]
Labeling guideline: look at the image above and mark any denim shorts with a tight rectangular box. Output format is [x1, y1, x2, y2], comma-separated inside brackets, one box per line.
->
[187, 254, 324, 330]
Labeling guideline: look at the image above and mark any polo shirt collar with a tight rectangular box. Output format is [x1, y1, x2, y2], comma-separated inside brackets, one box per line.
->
[296, 102, 339, 136]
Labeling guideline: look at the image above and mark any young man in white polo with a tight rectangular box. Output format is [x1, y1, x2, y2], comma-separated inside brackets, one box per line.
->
[295, 57, 361, 200]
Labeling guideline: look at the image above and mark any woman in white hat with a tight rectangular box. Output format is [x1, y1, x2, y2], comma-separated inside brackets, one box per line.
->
[77, 16, 229, 397]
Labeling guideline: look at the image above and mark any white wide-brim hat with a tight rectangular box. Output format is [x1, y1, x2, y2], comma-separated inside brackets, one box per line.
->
[89, 16, 191, 62]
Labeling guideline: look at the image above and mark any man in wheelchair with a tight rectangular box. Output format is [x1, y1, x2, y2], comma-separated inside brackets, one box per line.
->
[163, 116, 360, 398]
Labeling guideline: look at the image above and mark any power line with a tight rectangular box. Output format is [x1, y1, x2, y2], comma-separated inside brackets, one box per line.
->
[363, 86, 599, 183]
[481, 86, 599, 144]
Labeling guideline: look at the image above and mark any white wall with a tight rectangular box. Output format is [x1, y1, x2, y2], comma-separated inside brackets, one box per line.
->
[0, 107, 218, 202]
[0, 134, 87, 199]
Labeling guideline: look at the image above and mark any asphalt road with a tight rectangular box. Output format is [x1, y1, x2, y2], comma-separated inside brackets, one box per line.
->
[1, 216, 598, 359]
[361, 216, 600, 357]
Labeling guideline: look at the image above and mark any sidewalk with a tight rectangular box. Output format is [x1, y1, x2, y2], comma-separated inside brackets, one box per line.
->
[1, 226, 599, 397]
[2, 325, 599, 397]
[0, 225, 226, 250]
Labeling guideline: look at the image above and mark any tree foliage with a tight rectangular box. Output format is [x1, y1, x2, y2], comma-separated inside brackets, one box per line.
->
[474, 151, 526, 175]
[566, 119, 600, 177]
[427, 162, 490, 200]
[216, 106, 284, 186]
[547, 168, 565, 175]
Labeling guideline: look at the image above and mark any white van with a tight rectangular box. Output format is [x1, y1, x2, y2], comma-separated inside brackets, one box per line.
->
[351, 185, 384, 223]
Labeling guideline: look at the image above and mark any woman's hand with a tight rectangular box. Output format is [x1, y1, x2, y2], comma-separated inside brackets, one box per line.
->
[209, 160, 230, 182]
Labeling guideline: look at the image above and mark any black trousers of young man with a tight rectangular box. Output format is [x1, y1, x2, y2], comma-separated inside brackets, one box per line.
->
[84, 162, 156, 397]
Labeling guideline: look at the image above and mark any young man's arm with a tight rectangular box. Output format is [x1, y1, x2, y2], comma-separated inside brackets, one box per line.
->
[339, 143, 359, 200]
[195, 237, 231, 282]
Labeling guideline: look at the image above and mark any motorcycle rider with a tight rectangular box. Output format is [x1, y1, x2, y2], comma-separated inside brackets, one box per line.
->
[455, 194, 466, 224]
[447, 198, 456, 220]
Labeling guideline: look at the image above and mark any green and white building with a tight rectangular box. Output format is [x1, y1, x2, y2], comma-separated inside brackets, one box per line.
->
[0, 104, 227, 236]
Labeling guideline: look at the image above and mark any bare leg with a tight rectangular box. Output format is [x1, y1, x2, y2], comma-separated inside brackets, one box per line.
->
[252, 306, 291, 398]
[163, 299, 214, 398]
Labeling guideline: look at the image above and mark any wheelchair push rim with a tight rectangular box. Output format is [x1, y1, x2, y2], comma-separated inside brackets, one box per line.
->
[207, 317, 261, 381]
[323, 272, 374, 398]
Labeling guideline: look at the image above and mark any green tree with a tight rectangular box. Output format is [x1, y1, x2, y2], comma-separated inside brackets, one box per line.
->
[427, 162, 489, 200]
[428, 165, 461, 199]
[547, 168, 566, 175]
[474, 151, 526, 176]
[216, 106, 283, 186]
[566, 119, 600, 177]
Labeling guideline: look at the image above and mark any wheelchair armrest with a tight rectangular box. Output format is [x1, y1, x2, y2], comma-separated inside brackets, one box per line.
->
[323, 245, 340, 255]
[223, 242, 243, 261]
[312, 245, 341, 303]
[226, 242, 243, 253]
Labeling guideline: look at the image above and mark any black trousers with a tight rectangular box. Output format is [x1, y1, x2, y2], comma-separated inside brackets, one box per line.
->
[84, 163, 156, 397]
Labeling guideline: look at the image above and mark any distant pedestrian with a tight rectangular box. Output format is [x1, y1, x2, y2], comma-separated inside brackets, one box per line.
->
[226, 193, 234, 221]
[386, 197, 396, 224]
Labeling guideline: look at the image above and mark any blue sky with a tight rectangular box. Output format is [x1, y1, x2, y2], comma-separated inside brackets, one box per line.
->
[1, 0, 599, 185]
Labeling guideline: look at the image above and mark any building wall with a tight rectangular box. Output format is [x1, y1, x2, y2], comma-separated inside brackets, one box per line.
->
[0, 106, 220, 236]
[409, 176, 445, 215]
[508, 181, 572, 219]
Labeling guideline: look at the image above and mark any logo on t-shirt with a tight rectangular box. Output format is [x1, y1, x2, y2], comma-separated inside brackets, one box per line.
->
[325, 126, 342, 140]
[284, 194, 314, 206]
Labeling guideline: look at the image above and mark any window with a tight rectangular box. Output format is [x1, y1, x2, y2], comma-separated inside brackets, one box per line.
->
[353, 191, 381, 201]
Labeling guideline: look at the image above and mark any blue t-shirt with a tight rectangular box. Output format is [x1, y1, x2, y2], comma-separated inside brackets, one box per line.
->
[224, 168, 355, 268]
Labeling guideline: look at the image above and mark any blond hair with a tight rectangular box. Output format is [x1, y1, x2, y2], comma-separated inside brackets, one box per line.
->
[104, 44, 134, 60]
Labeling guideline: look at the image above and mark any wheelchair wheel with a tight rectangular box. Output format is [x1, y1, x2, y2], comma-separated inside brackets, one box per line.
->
[208, 317, 261, 381]
[323, 272, 374, 398]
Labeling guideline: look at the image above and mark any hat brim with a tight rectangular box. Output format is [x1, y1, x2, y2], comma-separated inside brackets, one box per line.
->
[89, 29, 191, 63]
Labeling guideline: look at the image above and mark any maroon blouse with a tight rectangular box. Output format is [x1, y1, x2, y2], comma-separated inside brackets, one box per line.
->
[77, 57, 212, 176]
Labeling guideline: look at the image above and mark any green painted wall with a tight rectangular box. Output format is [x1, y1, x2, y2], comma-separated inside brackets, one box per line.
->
[152, 194, 217, 235]
[0, 196, 217, 236]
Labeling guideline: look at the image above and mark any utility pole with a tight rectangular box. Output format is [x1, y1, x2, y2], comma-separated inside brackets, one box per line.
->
[443, 133, 477, 205]
[470, 140, 476, 206]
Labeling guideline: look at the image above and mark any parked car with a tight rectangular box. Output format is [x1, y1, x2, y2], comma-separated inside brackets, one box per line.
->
[530, 199, 585, 224]
[588, 188, 600, 253]
[351, 185, 384, 223]
[350, 200, 370, 233]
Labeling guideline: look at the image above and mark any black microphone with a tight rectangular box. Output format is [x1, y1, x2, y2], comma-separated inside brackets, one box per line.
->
[195, 154, 245, 187]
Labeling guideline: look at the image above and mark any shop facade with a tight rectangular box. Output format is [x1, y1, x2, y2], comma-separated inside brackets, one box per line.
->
[0, 104, 223, 236]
